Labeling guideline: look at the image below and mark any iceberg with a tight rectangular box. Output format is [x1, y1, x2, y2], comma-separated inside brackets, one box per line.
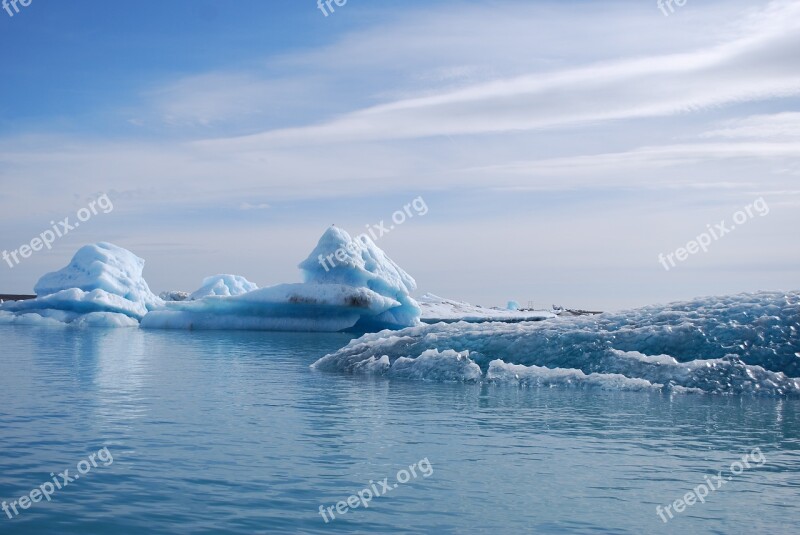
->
[0, 242, 162, 326]
[141, 227, 422, 332]
[299, 226, 421, 329]
[0, 229, 422, 332]
[312, 290, 800, 395]
[189, 274, 258, 299]
[140, 283, 404, 332]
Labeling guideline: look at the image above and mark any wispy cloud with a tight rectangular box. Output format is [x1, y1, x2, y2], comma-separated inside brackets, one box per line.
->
[197, 1, 800, 149]
[700, 112, 800, 139]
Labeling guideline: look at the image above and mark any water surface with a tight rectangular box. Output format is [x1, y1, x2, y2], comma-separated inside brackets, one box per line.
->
[0, 326, 798, 534]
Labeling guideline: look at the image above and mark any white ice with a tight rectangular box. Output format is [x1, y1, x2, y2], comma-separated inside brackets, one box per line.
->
[0, 243, 162, 326]
[189, 274, 259, 299]
[1, 228, 425, 332]
[142, 227, 422, 331]
[312, 290, 800, 395]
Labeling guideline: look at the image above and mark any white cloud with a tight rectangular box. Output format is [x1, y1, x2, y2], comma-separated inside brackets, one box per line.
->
[197, 1, 800, 148]
[700, 112, 800, 139]
[2, 0, 799, 305]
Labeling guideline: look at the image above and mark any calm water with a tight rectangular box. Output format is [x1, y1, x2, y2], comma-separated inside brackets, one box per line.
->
[0, 326, 798, 534]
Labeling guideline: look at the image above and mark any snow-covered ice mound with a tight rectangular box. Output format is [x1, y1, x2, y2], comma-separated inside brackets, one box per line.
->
[312, 290, 800, 395]
[419, 293, 555, 323]
[189, 274, 258, 299]
[299, 226, 420, 329]
[141, 227, 421, 332]
[0, 242, 162, 327]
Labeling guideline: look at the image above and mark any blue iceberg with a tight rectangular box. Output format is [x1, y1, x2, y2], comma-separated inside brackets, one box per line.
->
[312, 290, 800, 395]
[0, 242, 162, 327]
[1, 228, 423, 332]
[299, 226, 420, 329]
[141, 227, 421, 332]
[189, 274, 259, 299]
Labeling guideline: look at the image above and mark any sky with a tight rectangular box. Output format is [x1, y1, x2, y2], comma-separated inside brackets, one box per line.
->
[0, 0, 798, 310]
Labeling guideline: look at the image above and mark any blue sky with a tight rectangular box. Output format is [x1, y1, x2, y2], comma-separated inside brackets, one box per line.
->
[1, 0, 798, 309]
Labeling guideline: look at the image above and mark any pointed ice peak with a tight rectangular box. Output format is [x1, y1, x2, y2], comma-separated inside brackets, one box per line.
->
[298, 226, 417, 297]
